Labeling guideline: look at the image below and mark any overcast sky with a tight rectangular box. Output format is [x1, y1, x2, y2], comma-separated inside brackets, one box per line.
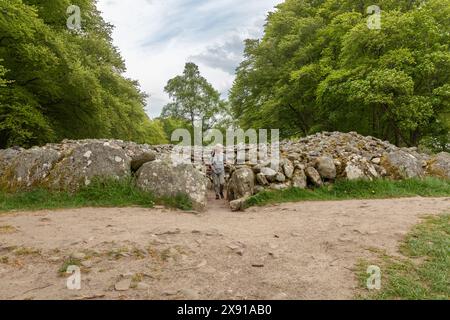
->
[96, 0, 282, 118]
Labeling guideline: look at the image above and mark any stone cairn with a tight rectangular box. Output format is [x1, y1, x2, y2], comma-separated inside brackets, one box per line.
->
[0, 132, 449, 211]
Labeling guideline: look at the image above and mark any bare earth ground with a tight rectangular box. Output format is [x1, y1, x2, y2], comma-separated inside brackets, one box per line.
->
[0, 194, 448, 300]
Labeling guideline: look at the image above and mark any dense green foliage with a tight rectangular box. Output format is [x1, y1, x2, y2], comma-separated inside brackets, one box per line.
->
[0, 178, 193, 212]
[0, 0, 167, 148]
[357, 213, 449, 300]
[161, 62, 227, 134]
[230, 0, 450, 150]
[244, 177, 450, 208]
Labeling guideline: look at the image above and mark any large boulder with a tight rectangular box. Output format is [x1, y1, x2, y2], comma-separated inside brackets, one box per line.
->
[314, 156, 336, 180]
[282, 159, 295, 179]
[45, 142, 131, 191]
[260, 167, 277, 182]
[381, 150, 424, 179]
[227, 167, 255, 201]
[426, 152, 450, 179]
[343, 155, 379, 180]
[292, 168, 307, 189]
[305, 167, 323, 187]
[136, 159, 208, 211]
[0, 148, 61, 191]
[0, 147, 23, 177]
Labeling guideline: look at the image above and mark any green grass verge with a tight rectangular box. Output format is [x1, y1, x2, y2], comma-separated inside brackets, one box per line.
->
[356, 213, 450, 300]
[245, 177, 450, 208]
[0, 178, 192, 212]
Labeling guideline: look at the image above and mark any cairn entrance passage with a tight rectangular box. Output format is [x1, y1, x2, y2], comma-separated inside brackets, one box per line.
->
[206, 190, 230, 213]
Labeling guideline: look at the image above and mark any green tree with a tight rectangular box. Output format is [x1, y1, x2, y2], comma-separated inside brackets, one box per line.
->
[161, 62, 225, 132]
[230, 0, 450, 148]
[0, 0, 166, 148]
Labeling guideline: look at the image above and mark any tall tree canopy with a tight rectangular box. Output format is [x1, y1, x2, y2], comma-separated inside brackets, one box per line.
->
[0, 0, 167, 148]
[161, 62, 226, 132]
[230, 0, 450, 150]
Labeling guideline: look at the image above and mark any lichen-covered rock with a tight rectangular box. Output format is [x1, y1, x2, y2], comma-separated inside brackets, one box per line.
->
[227, 167, 255, 201]
[282, 160, 294, 179]
[426, 152, 450, 179]
[0, 147, 23, 178]
[292, 169, 307, 189]
[0, 148, 61, 191]
[344, 164, 366, 180]
[260, 167, 277, 182]
[45, 142, 131, 192]
[381, 150, 424, 179]
[230, 197, 248, 212]
[136, 159, 208, 211]
[343, 155, 379, 180]
[315, 156, 336, 180]
[305, 167, 323, 187]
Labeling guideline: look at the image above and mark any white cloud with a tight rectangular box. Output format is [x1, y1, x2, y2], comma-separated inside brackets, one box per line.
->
[96, 0, 282, 118]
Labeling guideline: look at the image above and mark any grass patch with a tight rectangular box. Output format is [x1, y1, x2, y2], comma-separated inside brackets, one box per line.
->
[58, 257, 82, 275]
[245, 177, 450, 208]
[356, 214, 449, 300]
[0, 225, 18, 234]
[0, 178, 192, 212]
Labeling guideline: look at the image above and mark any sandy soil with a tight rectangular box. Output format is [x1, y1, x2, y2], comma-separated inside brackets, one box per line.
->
[0, 194, 448, 300]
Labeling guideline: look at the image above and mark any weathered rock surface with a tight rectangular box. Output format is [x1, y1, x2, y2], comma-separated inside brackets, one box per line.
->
[136, 159, 208, 211]
[229, 197, 248, 212]
[292, 169, 307, 189]
[305, 167, 323, 187]
[45, 142, 131, 191]
[381, 150, 424, 179]
[426, 152, 450, 179]
[227, 167, 255, 201]
[315, 156, 336, 180]
[0, 148, 61, 191]
[0, 147, 23, 177]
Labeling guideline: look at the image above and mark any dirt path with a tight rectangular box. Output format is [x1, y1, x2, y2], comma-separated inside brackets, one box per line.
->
[0, 196, 448, 300]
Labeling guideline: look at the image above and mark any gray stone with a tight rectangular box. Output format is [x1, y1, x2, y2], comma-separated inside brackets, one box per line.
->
[426, 152, 450, 179]
[381, 150, 424, 179]
[275, 172, 286, 182]
[282, 160, 295, 179]
[305, 167, 323, 187]
[136, 159, 208, 211]
[227, 167, 255, 201]
[315, 156, 336, 180]
[0, 148, 60, 191]
[260, 167, 277, 182]
[292, 169, 307, 189]
[230, 198, 247, 212]
[345, 164, 366, 180]
[256, 173, 269, 186]
[45, 142, 131, 192]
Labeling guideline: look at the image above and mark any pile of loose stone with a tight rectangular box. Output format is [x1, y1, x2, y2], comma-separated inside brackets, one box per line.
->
[0, 132, 449, 211]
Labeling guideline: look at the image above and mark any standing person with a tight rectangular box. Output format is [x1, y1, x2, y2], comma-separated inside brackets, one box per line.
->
[211, 144, 226, 200]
